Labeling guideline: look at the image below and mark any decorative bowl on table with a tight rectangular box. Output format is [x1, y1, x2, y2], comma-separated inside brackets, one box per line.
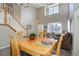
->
[29, 33, 36, 40]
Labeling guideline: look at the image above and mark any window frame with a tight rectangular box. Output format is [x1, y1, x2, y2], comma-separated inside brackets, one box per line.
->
[47, 23, 62, 33]
[45, 4, 59, 16]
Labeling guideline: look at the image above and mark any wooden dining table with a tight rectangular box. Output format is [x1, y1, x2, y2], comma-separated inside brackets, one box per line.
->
[18, 37, 58, 56]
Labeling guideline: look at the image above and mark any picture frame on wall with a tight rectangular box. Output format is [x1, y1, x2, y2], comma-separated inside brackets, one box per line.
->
[26, 24, 32, 29]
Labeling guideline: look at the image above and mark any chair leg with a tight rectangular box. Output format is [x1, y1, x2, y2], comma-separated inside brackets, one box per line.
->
[10, 44, 12, 56]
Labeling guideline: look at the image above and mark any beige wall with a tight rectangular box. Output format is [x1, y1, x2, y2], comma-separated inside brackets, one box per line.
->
[37, 3, 69, 31]
[13, 5, 21, 20]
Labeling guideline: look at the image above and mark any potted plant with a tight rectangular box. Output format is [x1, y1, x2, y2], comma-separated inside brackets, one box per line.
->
[29, 33, 36, 40]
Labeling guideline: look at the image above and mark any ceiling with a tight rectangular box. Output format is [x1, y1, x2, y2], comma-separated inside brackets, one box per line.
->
[15, 3, 53, 8]
[29, 3, 53, 8]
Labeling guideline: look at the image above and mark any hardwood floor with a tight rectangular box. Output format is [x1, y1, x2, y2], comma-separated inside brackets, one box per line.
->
[0, 47, 72, 56]
[0, 47, 10, 56]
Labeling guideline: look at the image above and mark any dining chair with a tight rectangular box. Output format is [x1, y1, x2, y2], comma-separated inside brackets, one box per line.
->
[61, 32, 72, 51]
[51, 33, 65, 56]
[9, 35, 31, 56]
[56, 33, 65, 56]
[39, 32, 45, 38]
[10, 35, 20, 56]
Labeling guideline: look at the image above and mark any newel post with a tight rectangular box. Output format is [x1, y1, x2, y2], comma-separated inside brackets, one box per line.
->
[4, 4, 8, 24]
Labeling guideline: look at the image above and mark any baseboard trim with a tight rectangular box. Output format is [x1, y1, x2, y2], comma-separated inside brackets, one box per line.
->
[0, 45, 10, 50]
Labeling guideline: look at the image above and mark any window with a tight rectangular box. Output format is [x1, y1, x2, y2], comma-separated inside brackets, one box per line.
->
[47, 23, 62, 33]
[48, 7, 54, 15]
[69, 3, 74, 13]
[45, 4, 59, 16]
[53, 5, 59, 14]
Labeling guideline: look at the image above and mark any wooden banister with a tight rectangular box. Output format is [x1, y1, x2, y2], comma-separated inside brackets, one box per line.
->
[4, 7, 7, 24]
[0, 3, 26, 36]
[7, 12, 26, 31]
[7, 6, 26, 31]
[3, 4, 26, 31]
[11, 15, 26, 30]
[0, 24, 17, 32]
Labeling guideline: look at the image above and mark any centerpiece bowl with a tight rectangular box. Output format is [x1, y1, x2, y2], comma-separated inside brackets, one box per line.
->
[29, 33, 36, 40]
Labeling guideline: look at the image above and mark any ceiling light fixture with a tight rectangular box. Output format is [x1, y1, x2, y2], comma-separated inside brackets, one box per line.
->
[24, 3, 29, 8]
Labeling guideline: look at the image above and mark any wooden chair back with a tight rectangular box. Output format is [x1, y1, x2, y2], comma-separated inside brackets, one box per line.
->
[56, 33, 65, 56]
[9, 35, 20, 56]
[39, 32, 45, 38]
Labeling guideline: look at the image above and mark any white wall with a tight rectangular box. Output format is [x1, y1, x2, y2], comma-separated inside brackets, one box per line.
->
[0, 26, 9, 49]
[72, 4, 79, 56]
[20, 5, 38, 35]
[0, 26, 16, 49]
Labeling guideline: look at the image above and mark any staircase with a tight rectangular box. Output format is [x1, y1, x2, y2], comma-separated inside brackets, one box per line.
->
[0, 4, 26, 49]
[0, 4, 26, 36]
